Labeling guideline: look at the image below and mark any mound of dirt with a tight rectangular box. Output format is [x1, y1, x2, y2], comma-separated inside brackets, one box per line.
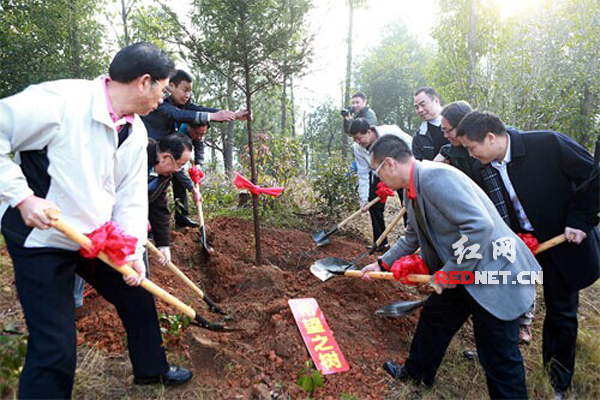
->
[76, 216, 423, 399]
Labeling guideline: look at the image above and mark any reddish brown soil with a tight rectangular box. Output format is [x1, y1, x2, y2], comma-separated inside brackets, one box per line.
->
[76, 216, 424, 399]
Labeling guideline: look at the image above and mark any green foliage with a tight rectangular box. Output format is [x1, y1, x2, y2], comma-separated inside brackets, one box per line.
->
[0, 323, 27, 396]
[0, 0, 109, 98]
[296, 360, 324, 393]
[355, 20, 431, 132]
[311, 156, 358, 217]
[158, 312, 191, 345]
[200, 172, 241, 219]
[303, 99, 344, 168]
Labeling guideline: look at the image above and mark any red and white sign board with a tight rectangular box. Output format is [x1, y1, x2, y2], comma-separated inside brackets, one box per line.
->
[288, 298, 349, 375]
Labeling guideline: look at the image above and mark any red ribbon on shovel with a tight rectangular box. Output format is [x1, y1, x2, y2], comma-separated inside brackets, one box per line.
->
[391, 254, 429, 285]
[375, 181, 395, 203]
[189, 165, 204, 185]
[518, 233, 539, 254]
[79, 221, 137, 266]
[233, 172, 284, 197]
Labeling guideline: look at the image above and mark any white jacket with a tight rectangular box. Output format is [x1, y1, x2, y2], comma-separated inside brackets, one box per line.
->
[0, 78, 148, 259]
[353, 125, 413, 202]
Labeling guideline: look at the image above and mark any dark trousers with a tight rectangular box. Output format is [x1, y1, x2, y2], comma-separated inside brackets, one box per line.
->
[368, 174, 387, 246]
[538, 253, 579, 393]
[172, 174, 189, 221]
[6, 238, 169, 399]
[405, 285, 528, 399]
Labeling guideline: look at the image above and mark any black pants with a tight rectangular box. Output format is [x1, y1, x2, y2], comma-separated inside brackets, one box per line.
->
[172, 173, 190, 222]
[538, 253, 579, 393]
[6, 238, 169, 399]
[404, 285, 528, 399]
[368, 174, 387, 246]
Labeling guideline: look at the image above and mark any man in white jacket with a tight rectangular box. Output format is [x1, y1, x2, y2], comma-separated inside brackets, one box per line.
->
[0, 42, 192, 398]
[349, 118, 413, 251]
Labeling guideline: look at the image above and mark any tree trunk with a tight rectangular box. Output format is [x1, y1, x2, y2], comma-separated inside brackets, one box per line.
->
[223, 65, 235, 173]
[467, 0, 478, 103]
[342, 2, 354, 159]
[244, 62, 262, 266]
[121, 0, 130, 46]
[281, 72, 288, 135]
[290, 76, 296, 138]
[68, 0, 81, 78]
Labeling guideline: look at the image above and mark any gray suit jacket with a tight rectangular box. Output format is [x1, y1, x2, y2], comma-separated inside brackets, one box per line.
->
[381, 161, 541, 321]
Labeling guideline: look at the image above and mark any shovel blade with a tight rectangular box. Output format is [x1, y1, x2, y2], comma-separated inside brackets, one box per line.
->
[192, 314, 242, 332]
[198, 226, 214, 253]
[310, 257, 352, 281]
[311, 230, 331, 247]
[376, 299, 427, 317]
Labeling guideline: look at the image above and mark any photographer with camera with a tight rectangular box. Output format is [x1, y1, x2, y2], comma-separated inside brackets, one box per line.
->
[342, 92, 377, 134]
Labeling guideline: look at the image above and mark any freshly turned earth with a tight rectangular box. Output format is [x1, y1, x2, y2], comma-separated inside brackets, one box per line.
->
[76, 216, 423, 399]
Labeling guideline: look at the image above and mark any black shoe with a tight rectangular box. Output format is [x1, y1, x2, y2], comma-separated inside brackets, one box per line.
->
[134, 365, 193, 386]
[383, 361, 408, 381]
[175, 216, 199, 228]
[367, 244, 390, 254]
[463, 350, 478, 361]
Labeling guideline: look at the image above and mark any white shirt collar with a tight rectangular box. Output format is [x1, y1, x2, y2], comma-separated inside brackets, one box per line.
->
[418, 116, 442, 135]
[492, 134, 512, 168]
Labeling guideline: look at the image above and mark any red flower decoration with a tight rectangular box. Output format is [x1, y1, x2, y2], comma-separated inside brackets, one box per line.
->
[375, 181, 395, 203]
[391, 254, 429, 285]
[80, 221, 137, 266]
[233, 172, 284, 197]
[189, 165, 204, 185]
[518, 233, 539, 254]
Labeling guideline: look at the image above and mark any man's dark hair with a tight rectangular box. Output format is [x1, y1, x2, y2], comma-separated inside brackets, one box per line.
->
[456, 111, 507, 143]
[441, 101, 472, 129]
[414, 86, 439, 101]
[109, 42, 175, 83]
[370, 135, 413, 166]
[352, 92, 367, 101]
[170, 70, 193, 86]
[157, 133, 192, 160]
[349, 118, 372, 136]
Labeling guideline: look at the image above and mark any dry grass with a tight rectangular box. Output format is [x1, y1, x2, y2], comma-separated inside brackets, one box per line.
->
[385, 283, 600, 400]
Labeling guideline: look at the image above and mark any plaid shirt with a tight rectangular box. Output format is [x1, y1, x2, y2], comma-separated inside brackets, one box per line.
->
[479, 164, 512, 227]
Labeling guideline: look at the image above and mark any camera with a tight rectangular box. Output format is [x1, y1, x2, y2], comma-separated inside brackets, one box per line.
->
[340, 106, 355, 117]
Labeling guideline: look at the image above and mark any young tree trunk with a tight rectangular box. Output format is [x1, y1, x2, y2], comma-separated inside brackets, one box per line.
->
[281, 72, 288, 135]
[290, 76, 296, 138]
[467, 0, 478, 103]
[68, 0, 81, 78]
[341, 3, 354, 159]
[223, 66, 235, 173]
[244, 62, 262, 266]
[120, 0, 130, 46]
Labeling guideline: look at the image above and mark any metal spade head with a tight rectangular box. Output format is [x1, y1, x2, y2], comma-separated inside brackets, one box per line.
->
[197, 226, 214, 253]
[191, 314, 242, 332]
[309, 257, 354, 281]
[311, 225, 338, 247]
[375, 299, 427, 317]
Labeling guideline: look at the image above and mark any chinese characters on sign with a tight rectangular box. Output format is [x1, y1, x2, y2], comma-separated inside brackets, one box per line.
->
[288, 298, 349, 375]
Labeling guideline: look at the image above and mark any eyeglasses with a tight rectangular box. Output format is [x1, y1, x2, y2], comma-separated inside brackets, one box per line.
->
[154, 79, 172, 99]
[373, 159, 386, 177]
[441, 125, 455, 135]
[166, 153, 186, 171]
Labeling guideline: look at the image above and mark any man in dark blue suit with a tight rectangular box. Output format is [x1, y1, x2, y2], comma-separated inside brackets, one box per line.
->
[457, 111, 599, 400]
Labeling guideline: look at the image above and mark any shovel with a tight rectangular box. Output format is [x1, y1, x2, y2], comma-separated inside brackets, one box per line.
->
[376, 233, 568, 317]
[195, 185, 214, 254]
[146, 241, 228, 316]
[310, 207, 407, 281]
[312, 196, 382, 247]
[44, 209, 239, 332]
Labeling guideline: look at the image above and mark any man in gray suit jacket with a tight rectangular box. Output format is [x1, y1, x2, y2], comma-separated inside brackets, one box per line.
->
[361, 135, 541, 399]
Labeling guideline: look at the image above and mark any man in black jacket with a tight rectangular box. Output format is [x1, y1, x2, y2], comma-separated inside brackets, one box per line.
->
[148, 134, 193, 266]
[142, 70, 250, 227]
[342, 92, 377, 135]
[412, 87, 449, 161]
[457, 111, 599, 399]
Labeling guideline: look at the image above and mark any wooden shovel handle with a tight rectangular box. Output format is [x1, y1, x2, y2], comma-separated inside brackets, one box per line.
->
[375, 207, 407, 247]
[44, 209, 197, 320]
[337, 197, 382, 229]
[195, 183, 205, 228]
[535, 234, 566, 254]
[345, 270, 430, 283]
[146, 241, 205, 300]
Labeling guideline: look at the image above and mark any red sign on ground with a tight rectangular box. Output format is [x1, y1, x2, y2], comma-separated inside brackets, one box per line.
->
[288, 298, 349, 375]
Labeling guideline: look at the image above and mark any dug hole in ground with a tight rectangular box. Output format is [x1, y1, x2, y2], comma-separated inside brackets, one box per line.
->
[73, 203, 422, 399]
